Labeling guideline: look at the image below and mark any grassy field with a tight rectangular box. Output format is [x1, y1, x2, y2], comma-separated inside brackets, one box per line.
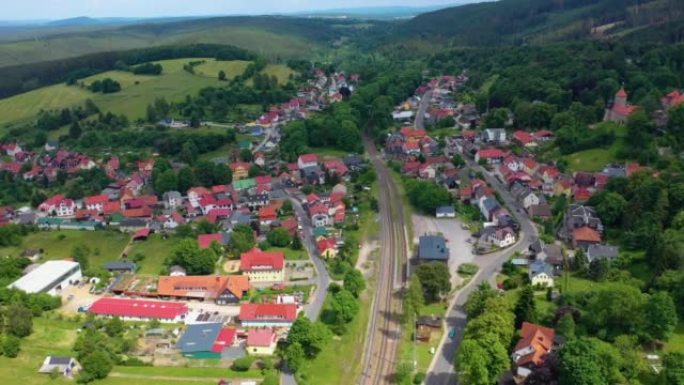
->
[297, 292, 371, 385]
[563, 145, 621, 172]
[0, 58, 249, 127]
[0, 229, 130, 268]
[126, 234, 177, 274]
[0, 315, 263, 385]
[262, 64, 296, 84]
[268, 246, 308, 261]
[194, 60, 251, 79]
[398, 302, 449, 374]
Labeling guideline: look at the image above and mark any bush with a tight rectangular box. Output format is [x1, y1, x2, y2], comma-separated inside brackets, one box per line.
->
[413, 372, 426, 384]
[232, 356, 255, 371]
[1, 335, 21, 357]
[458, 263, 479, 276]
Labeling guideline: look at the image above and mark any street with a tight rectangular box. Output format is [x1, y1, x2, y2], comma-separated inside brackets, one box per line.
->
[424, 159, 538, 385]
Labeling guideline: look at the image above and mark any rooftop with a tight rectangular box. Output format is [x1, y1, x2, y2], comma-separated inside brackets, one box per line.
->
[418, 235, 449, 261]
[8, 260, 80, 293]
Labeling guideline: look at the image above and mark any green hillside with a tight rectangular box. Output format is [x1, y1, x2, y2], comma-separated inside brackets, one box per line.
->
[399, 0, 684, 45]
[0, 16, 374, 68]
[0, 58, 250, 126]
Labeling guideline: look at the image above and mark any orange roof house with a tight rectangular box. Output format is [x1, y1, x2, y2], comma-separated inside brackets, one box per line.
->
[572, 226, 601, 249]
[512, 322, 556, 373]
[157, 275, 250, 304]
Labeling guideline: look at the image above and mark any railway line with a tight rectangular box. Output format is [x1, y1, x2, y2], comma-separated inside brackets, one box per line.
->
[358, 135, 409, 385]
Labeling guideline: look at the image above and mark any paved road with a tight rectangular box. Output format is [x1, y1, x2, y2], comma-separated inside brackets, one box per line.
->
[424, 159, 538, 385]
[253, 126, 277, 154]
[415, 90, 433, 130]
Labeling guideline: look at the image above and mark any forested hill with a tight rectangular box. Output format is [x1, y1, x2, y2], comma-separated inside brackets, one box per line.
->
[400, 0, 684, 45]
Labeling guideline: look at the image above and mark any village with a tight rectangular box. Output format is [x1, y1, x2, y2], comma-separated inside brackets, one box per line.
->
[0, 69, 370, 381]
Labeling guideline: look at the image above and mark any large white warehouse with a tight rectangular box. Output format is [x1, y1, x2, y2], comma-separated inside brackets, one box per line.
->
[8, 260, 82, 295]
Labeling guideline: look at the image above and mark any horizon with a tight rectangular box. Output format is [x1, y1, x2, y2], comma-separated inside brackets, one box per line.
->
[0, 0, 479, 21]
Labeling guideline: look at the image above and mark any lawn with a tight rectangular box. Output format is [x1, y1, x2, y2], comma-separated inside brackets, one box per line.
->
[268, 246, 308, 261]
[194, 60, 251, 80]
[0, 314, 264, 385]
[398, 302, 449, 374]
[0, 229, 130, 268]
[0, 58, 249, 127]
[262, 64, 296, 84]
[297, 292, 371, 385]
[126, 234, 177, 274]
[665, 323, 684, 353]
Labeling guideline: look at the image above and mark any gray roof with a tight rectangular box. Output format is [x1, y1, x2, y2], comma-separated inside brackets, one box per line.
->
[176, 323, 223, 353]
[418, 235, 449, 261]
[436, 206, 455, 215]
[529, 260, 554, 279]
[48, 356, 73, 365]
[163, 191, 182, 200]
[103, 261, 137, 271]
[587, 244, 619, 263]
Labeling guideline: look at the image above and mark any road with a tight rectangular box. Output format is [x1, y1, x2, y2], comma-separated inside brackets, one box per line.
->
[415, 90, 433, 130]
[358, 135, 409, 385]
[281, 193, 332, 385]
[253, 126, 277, 154]
[424, 159, 538, 385]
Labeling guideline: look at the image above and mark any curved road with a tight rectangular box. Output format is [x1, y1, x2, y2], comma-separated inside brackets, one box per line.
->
[424, 159, 538, 385]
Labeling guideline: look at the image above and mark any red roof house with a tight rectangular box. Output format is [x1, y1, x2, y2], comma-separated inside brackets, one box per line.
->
[88, 298, 188, 321]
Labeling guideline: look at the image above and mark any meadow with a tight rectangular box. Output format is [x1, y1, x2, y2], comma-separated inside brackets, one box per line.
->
[0, 229, 131, 267]
[0, 58, 252, 127]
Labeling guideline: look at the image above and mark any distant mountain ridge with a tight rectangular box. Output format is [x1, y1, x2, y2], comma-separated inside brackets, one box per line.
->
[400, 0, 684, 44]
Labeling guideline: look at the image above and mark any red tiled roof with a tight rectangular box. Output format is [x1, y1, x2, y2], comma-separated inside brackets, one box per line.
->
[239, 303, 297, 322]
[616, 87, 628, 98]
[246, 328, 275, 347]
[513, 130, 534, 145]
[240, 248, 285, 271]
[211, 328, 237, 353]
[573, 226, 601, 243]
[478, 148, 504, 158]
[317, 238, 337, 254]
[298, 154, 318, 164]
[157, 275, 249, 299]
[514, 322, 555, 367]
[198, 233, 225, 249]
[259, 206, 278, 220]
[84, 194, 109, 205]
[133, 228, 151, 240]
[88, 298, 187, 320]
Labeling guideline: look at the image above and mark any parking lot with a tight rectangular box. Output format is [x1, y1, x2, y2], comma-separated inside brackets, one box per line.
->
[412, 214, 477, 288]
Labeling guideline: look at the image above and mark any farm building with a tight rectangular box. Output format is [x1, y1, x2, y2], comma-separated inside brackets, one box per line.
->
[88, 298, 188, 323]
[239, 303, 298, 328]
[8, 260, 82, 295]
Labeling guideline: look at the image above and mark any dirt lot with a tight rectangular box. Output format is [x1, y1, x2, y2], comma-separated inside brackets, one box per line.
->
[412, 214, 477, 288]
[59, 283, 101, 314]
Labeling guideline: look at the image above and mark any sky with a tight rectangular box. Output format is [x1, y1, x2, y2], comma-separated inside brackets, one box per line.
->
[1, 0, 474, 20]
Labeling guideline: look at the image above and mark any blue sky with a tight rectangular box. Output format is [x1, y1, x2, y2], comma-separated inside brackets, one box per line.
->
[2, 1, 477, 20]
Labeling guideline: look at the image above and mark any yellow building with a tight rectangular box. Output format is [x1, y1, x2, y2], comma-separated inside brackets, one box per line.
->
[247, 328, 277, 356]
[230, 162, 250, 181]
[240, 248, 285, 283]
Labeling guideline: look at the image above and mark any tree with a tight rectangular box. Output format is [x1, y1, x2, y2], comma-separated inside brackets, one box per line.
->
[5, 304, 33, 337]
[0, 335, 20, 358]
[464, 282, 497, 319]
[267, 228, 291, 247]
[662, 352, 684, 385]
[456, 339, 491, 385]
[483, 108, 508, 128]
[588, 259, 609, 281]
[218, 70, 226, 81]
[415, 262, 451, 302]
[104, 317, 124, 337]
[556, 313, 576, 340]
[231, 224, 255, 255]
[558, 338, 615, 385]
[643, 291, 678, 342]
[168, 239, 218, 275]
[79, 350, 113, 382]
[154, 169, 178, 195]
[240, 149, 253, 162]
[291, 234, 303, 250]
[287, 317, 330, 357]
[403, 275, 424, 323]
[514, 285, 537, 327]
[231, 356, 255, 371]
[343, 269, 366, 298]
[69, 121, 82, 139]
[285, 342, 305, 372]
[72, 244, 91, 273]
[595, 192, 627, 227]
[331, 289, 359, 324]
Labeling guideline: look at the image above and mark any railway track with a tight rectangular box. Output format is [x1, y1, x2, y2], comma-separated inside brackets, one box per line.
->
[359, 135, 408, 385]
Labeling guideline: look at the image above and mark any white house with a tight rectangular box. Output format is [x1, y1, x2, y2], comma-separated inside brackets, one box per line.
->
[529, 260, 554, 287]
[484, 128, 507, 143]
[297, 154, 319, 170]
[163, 191, 183, 209]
